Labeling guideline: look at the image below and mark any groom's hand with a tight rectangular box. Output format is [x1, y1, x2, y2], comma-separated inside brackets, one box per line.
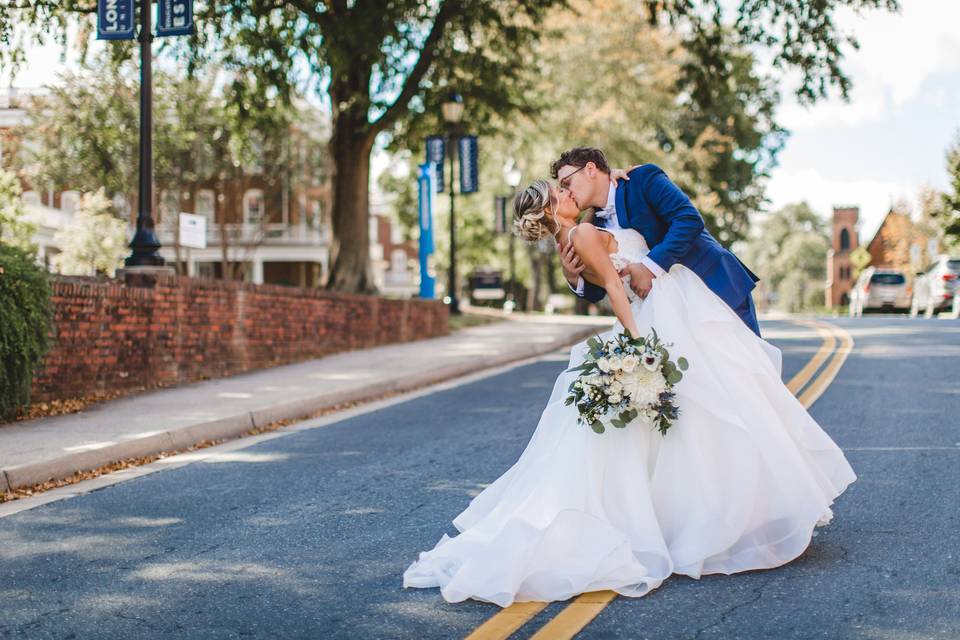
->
[619, 263, 655, 298]
[560, 242, 585, 287]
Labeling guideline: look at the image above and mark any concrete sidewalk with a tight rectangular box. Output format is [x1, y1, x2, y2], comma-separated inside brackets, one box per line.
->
[0, 313, 612, 493]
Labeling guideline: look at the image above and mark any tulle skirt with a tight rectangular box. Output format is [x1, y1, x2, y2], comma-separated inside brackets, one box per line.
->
[402, 265, 856, 607]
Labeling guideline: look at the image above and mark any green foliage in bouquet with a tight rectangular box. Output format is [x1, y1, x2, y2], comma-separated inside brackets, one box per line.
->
[565, 329, 688, 436]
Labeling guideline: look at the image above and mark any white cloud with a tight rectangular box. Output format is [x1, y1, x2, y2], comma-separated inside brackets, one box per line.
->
[765, 167, 920, 242]
[776, 0, 960, 130]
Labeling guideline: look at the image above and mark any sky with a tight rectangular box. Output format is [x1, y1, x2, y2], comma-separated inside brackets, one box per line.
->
[765, 0, 960, 241]
[5, 1, 959, 243]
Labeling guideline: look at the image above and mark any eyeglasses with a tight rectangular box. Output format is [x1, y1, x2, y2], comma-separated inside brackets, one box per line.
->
[558, 165, 586, 190]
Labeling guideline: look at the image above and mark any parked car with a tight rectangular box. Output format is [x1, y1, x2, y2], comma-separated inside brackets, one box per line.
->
[909, 255, 960, 318]
[849, 267, 910, 317]
[468, 268, 506, 306]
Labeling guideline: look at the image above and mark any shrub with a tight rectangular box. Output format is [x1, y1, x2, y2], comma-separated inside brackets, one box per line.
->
[0, 243, 51, 421]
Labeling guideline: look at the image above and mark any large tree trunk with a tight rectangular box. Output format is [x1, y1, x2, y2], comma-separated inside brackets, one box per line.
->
[326, 115, 376, 293]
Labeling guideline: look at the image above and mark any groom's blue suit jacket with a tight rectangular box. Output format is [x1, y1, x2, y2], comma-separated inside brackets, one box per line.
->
[580, 164, 760, 312]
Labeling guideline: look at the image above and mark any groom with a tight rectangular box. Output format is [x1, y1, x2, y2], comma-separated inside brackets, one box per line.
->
[553, 147, 763, 337]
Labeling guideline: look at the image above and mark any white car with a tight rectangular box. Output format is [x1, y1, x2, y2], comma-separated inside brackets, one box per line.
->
[849, 267, 910, 317]
[909, 255, 960, 318]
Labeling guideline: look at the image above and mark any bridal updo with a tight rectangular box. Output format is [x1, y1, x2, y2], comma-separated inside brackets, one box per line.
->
[513, 180, 559, 243]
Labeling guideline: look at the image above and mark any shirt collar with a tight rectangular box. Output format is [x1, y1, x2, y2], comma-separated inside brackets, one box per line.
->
[594, 182, 617, 219]
[606, 182, 616, 210]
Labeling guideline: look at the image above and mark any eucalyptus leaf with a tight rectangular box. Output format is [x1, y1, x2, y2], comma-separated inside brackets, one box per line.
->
[677, 357, 689, 371]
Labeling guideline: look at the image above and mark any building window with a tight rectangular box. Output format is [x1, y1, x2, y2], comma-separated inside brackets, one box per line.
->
[391, 248, 408, 274]
[61, 190, 80, 213]
[112, 193, 130, 220]
[196, 189, 215, 222]
[243, 189, 265, 225]
[159, 189, 179, 225]
[22, 190, 40, 207]
[839, 228, 851, 251]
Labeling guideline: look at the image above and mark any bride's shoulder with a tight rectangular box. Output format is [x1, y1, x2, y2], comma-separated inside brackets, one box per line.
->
[570, 222, 603, 244]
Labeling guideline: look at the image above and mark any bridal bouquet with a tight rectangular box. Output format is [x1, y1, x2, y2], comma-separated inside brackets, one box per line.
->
[564, 329, 688, 436]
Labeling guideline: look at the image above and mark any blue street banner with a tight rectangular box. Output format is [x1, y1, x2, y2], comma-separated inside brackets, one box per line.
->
[157, 0, 194, 37]
[97, 0, 135, 40]
[494, 196, 508, 234]
[425, 135, 445, 193]
[459, 135, 479, 194]
[417, 163, 437, 299]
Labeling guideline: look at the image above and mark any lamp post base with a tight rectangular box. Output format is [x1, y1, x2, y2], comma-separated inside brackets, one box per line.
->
[116, 265, 176, 288]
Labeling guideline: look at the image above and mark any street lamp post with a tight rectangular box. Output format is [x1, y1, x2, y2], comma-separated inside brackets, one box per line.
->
[442, 93, 464, 315]
[503, 160, 522, 303]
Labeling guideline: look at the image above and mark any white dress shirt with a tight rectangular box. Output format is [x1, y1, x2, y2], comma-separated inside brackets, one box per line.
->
[570, 182, 666, 295]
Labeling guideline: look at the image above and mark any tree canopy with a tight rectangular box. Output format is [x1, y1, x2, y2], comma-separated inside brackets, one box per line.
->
[1, 0, 899, 293]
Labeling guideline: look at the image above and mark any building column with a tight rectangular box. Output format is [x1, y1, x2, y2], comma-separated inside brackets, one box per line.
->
[252, 258, 264, 284]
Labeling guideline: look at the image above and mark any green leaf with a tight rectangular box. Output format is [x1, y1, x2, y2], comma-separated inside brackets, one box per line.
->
[677, 357, 689, 371]
[564, 396, 575, 405]
[591, 422, 606, 434]
[668, 370, 683, 384]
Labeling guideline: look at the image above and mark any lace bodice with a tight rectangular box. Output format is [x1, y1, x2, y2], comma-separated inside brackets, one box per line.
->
[568, 225, 651, 302]
[599, 227, 650, 271]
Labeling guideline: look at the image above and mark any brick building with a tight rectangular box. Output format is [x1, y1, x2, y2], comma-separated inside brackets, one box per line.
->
[866, 208, 939, 275]
[1, 88, 417, 293]
[825, 206, 859, 308]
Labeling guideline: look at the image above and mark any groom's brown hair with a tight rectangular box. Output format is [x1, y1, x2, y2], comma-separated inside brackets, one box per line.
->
[550, 147, 610, 178]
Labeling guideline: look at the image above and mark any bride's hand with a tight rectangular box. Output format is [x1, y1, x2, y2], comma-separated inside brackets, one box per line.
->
[609, 164, 643, 184]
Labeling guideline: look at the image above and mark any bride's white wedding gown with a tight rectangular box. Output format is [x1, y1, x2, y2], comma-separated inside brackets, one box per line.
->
[402, 226, 856, 608]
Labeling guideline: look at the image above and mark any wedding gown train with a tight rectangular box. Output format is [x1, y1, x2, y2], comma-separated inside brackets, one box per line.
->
[402, 226, 856, 608]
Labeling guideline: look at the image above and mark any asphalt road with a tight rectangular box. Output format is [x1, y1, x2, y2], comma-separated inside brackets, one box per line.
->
[1, 317, 958, 639]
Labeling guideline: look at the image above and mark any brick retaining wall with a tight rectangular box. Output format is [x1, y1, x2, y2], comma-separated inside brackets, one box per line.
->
[30, 274, 449, 403]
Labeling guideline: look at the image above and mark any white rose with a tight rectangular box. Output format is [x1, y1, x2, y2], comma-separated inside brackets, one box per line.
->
[609, 381, 623, 395]
[621, 354, 639, 372]
[608, 355, 623, 372]
[597, 357, 611, 373]
[609, 394, 622, 404]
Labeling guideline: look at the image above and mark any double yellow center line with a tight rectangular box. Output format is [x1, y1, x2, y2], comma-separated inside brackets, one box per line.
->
[464, 318, 854, 640]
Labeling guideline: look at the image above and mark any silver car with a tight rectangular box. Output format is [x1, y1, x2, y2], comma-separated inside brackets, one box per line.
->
[910, 255, 960, 318]
[849, 267, 910, 317]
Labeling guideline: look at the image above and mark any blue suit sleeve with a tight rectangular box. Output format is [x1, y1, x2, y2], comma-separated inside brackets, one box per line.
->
[581, 279, 607, 303]
[637, 166, 705, 272]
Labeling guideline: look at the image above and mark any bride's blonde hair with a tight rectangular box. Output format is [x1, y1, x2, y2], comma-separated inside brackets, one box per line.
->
[513, 180, 559, 243]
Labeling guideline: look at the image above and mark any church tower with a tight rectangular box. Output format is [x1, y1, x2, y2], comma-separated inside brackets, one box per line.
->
[826, 206, 859, 308]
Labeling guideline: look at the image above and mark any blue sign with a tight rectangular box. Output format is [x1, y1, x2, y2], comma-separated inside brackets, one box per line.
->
[417, 163, 437, 299]
[459, 135, 479, 194]
[158, 0, 194, 36]
[97, 0, 135, 40]
[425, 135, 445, 193]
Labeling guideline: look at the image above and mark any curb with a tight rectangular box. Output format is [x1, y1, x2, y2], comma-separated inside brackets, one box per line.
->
[1, 323, 607, 493]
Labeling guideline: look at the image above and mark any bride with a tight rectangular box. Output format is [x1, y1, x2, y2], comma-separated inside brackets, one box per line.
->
[402, 177, 857, 608]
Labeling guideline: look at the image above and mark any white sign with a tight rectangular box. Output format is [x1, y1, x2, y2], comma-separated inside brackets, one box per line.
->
[179, 212, 207, 249]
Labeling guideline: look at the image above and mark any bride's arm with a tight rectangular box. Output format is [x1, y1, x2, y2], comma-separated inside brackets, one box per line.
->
[570, 224, 641, 337]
